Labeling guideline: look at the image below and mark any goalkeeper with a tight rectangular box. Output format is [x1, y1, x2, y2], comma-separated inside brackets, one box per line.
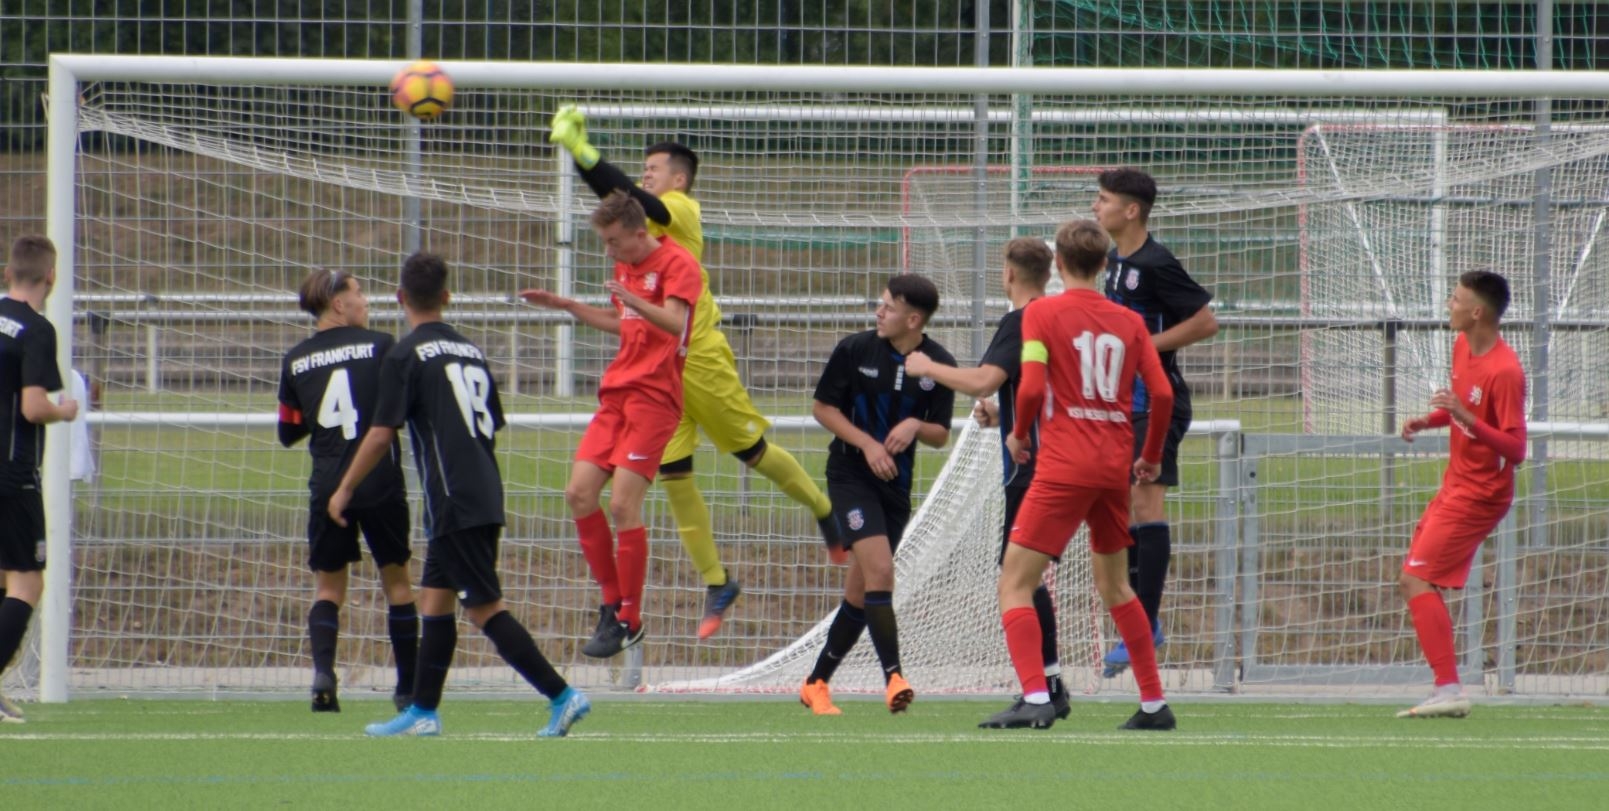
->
[550, 105, 843, 639]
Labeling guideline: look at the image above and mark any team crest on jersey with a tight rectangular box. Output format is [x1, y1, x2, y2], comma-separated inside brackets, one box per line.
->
[847, 509, 865, 531]
[1469, 385, 1483, 405]
[642, 272, 659, 292]
[858, 366, 879, 378]
[1125, 268, 1140, 290]
[919, 376, 935, 391]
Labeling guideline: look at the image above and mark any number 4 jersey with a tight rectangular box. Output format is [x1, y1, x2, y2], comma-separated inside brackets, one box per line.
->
[278, 325, 405, 509]
[1016, 288, 1173, 490]
[373, 321, 507, 538]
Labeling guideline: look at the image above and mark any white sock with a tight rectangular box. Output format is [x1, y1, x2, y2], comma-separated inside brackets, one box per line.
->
[1140, 699, 1167, 713]
[1432, 684, 1465, 699]
[1023, 691, 1050, 705]
[1043, 663, 1062, 678]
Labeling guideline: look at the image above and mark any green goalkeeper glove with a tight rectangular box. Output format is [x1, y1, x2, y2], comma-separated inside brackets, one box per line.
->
[549, 104, 600, 169]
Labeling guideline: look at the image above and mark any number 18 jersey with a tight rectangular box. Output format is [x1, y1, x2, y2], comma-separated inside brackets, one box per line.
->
[373, 321, 507, 539]
[1019, 288, 1169, 490]
[278, 325, 404, 508]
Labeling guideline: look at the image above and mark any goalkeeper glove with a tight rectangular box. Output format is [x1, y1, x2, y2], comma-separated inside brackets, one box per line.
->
[549, 104, 600, 169]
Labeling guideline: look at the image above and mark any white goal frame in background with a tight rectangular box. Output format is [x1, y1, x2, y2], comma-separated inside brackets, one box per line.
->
[43, 56, 1609, 703]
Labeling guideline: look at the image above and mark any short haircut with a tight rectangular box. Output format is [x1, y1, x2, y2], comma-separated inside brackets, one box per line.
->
[646, 141, 700, 191]
[1054, 219, 1111, 280]
[297, 267, 354, 317]
[1097, 167, 1158, 222]
[1003, 237, 1053, 289]
[7, 234, 57, 285]
[1459, 269, 1511, 320]
[887, 273, 940, 323]
[590, 190, 649, 232]
[400, 252, 449, 311]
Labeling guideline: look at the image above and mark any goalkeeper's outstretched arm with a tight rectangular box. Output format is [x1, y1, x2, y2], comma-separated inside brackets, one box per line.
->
[549, 104, 671, 227]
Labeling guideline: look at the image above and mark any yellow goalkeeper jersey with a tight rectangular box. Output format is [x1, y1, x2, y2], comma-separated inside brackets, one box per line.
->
[649, 190, 723, 356]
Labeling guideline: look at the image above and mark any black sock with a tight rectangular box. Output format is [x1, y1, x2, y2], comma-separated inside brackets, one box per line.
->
[0, 597, 34, 674]
[387, 602, 419, 696]
[863, 590, 901, 682]
[1032, 584, 1060, 668]
[412, 614, 457, 712]
[1132, 523, 1172, 630]
[307, 600, 340, 677]
[482, 610, 566, 699]
[808, 600, 865, 684]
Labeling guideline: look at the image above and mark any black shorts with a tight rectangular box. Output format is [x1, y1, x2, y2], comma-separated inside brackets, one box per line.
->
[1131, 411, 1191, 488]
[0, 487, 44, 572]
[826, 461, 912, 553]
[420, 524, 503, 608]
[307, 494, 412, 573]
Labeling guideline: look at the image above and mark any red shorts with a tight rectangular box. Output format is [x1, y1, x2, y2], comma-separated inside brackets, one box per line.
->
[1403, 493, 1510, 589]
[1008, 479, 1132, 558]
[575, 392, 680, 481]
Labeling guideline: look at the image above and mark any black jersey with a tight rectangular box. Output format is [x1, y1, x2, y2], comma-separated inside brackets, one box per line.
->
[373, 321, 506, 538]
[278, 325, 404, 508]
[814, 329, 956, 493]
[978, 306, 1038, 487]
[1103, 235, 1213, 415]
[0, 297, 63, 493]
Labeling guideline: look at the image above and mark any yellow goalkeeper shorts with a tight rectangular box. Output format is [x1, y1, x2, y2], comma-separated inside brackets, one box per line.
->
[663, 329, 771, 462]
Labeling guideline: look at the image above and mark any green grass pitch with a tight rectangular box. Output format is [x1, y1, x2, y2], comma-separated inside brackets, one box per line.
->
[3, 699, 1605, 809]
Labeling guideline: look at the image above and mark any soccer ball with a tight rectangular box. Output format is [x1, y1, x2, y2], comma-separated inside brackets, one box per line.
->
[390, 60, 453, 121]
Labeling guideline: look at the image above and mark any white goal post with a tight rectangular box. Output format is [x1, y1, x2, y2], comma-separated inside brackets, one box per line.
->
[38, 56, 1609, 704]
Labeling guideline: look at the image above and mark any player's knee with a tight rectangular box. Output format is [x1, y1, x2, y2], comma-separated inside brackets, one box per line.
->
[659, 456, 694, 478]
[732, 437, 767, 466]
[607, 499, 643, 529]
[563, 479, 600, 514]
[1398, 571, 1430, 600]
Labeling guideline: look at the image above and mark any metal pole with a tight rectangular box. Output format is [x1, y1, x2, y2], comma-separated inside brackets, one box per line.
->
[1010, 0, 1032, 240]
[402, 1, 424, 257]
[556, 152, 577, 398]
[1529, 1, 1554, 553]
[970, 0, 991, 361]
[1212, 428, 1242, 692]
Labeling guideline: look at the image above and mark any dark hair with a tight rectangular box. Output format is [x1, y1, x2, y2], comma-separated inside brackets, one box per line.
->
[6, 234, 56, 285]
[1097, 167, 1158, 222]
[1459, 269, 1511, 320]
[297, 268, 353, 317]
[646, 141, 699, 191]
[400, 252, 449, 311]
[1003, 237, 1053, 289]
[887, 273, 939, 323]
[590, 189, 648, 232]
[1054, 219, 1111, 279]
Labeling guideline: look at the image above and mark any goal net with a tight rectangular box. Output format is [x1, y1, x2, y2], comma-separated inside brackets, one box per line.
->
[23, 58, 1609, 702]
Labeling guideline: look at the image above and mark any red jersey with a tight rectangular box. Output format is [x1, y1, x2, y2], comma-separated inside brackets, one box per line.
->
[1439, 332, 1527, 504]
[598, 236, 703, 408]
[1013, 288, 1173, 489]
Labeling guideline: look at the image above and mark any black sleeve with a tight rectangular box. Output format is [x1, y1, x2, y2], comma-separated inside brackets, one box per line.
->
[812, 337, 856, 412]
[922, 347, 958, 429]
[371, 347, 412, 430]
[576, 157, 671, 227]
[20, 318, 63, 393]
[978, 312, 1021, 379]
[1150, 256, 1213, 322]
[486, 365, 507, 434]
[276, 355, 308, 448]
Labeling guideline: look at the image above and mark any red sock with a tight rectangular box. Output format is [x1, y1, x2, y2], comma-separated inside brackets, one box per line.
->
[1408, 591, 1460, 687]
[575, 510, 620, 606]
[616, 526, 649, 630]
[1111, 597, 1164, 703]
[1002, 606, 1047, 696]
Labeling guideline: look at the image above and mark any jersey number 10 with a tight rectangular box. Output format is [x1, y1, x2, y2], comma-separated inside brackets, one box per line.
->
[1073, 330, 1126, 403]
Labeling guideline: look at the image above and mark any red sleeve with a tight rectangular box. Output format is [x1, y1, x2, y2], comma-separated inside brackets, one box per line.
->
[1470, 365, 1527, 465]
[1012, 362, 1045, 442]
[1424, 409, 1451, 428]
[665, 251, 703, 307]
[1134, 326, 1174, 464]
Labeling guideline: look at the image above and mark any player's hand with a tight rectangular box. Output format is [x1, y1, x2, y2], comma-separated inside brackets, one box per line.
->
[518, 288, 569, 310]
[602, 280, 644, 309]
[548, 104, 599, 169]
[972, 398, 998, 428]
[1400, 416, 1431, 442]
[903, 351, 933, 378]
[1133, 458, 1161, 482]
[57, 396, 80, 422]
[327, 487, 353, 528]
[883, 417, 920, 455]
[860, 440, 898, 481]
[1006, 432, 1030, 464]
[1429, 388, 1473, 428]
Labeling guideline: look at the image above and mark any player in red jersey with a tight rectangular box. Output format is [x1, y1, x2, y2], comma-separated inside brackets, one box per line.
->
[1396, 270, 1526, 719]
[520, 191, 702, 658]
[978, 219, 1177, 732]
